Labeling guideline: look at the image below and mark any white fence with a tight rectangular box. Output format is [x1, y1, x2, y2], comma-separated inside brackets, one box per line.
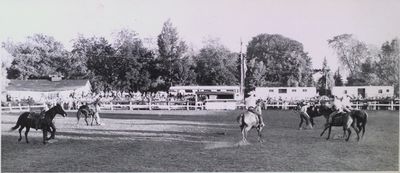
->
[1, 100, 399, 112]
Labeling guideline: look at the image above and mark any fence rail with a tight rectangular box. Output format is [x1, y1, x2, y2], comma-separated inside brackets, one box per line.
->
[1, 100, 399, 112]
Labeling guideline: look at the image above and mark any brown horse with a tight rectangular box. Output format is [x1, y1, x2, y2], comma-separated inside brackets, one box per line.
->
[318, 105, 364, 141]
[10, 104, 67, 144]
[237, 105, 264, 143]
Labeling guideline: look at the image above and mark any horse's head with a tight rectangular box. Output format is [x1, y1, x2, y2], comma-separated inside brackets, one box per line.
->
[54, 103, 68, 117]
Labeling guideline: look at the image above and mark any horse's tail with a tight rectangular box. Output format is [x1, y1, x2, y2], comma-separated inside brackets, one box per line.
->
[237, 113, 245, 126]
[10, 113, 25, 131]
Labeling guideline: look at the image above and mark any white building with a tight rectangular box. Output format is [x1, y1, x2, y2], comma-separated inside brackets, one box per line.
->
[331, 86, 394, 99]
[3, 79, 92, 102]
[255, 87, 318, 100]
[169, 85, 242, 100]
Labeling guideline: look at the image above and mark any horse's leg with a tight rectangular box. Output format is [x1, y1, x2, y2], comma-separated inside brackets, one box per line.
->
[42, 129, 47, 144]
[47, 123, 56, 140]
[320, 126, 329, 137]
[84, 116, 89, 126]
[351, 123, 360, 141]
[326, 126, 332, 140]
[25, 127, 30, 143]
[241, 126, 247, 143]
[257, 128, 263, 143]
[345, 128, 352, 141]
[18, 126, 23, 142]
[243, 126, 252, 143]
[76, 111, 81, 125]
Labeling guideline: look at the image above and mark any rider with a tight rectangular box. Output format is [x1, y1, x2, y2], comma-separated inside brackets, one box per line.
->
[326, 95, 352, 127]
[248, 99, 265, 128]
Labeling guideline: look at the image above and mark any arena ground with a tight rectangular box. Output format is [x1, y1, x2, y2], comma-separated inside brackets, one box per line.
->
[1, 110, 398, 172]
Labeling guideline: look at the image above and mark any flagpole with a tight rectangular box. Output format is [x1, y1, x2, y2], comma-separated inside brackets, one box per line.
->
[240, 39, 245, 103]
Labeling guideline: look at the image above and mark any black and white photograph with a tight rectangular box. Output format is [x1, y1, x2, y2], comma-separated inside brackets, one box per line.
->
[1, 0, 399, 172]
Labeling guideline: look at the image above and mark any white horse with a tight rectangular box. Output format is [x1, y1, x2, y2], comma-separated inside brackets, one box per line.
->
[237, 104, 264, 143]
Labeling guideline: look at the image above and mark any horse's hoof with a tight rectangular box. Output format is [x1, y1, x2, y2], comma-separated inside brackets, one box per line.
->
[18, 139, 21, 142]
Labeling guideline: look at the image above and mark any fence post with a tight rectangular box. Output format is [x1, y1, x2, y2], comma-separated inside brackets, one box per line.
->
[168, 101, 171, 111]
[9, 102, 12, 111]
[390, 100, 394, 110]
[187, 101, 189, 110]
[129, 101, 132, 110]
[110, 102, 113, 111]
[18, 103, 22, 111]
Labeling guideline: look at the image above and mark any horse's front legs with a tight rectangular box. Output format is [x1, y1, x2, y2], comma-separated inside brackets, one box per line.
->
[320, 126, 329, 137]
[326, 126, 332, 140]
[42, 129, 48, 144]
[24, 127, 30, 143]
[46, 123, 56, 140]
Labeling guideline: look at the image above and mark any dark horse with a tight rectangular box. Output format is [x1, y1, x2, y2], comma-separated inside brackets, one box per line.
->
[10, 104, 67, 144]
[319, 105, 367, 141]
[76, 105, 95, 126]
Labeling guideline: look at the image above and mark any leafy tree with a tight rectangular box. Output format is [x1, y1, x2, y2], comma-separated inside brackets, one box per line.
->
[0, 48, 14, 92]
[245, 34, 313, 94]
[333, 68, 344, 86]
[328, 34, 369, 77]
[316, 58, 333, 95]
[71, 36, 115, 93]
[157, 19, 188, 89]
[376, 38, 400, 96]
[3, 34, 68, 79]
[195, 39, 238, 85]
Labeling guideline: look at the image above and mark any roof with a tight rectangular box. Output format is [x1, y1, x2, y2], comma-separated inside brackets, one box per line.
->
[196, 91, 235, 95]
[6, 80, 90, 92]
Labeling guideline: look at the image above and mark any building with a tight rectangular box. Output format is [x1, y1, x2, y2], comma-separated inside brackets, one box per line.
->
[3, 79, 92, 102]
[331, 86, 394, 99]
[169, 85, 242, 100]
[255, 87, 318, 100]
[169, 85, 242, 110]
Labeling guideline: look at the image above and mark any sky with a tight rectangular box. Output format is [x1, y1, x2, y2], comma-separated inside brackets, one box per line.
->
[1, 0, 399, 72]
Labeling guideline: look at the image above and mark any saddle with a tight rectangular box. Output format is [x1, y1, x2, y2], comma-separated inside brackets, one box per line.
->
[27, 111, 46, 130]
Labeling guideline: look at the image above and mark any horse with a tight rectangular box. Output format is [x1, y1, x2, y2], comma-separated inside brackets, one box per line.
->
[10, 104, 67, 144]
[320, 112, 360, 141]
[349, 109, 368, 138]
[76, 100, 102, 126]
[318, 105, 364, 141]
[76, 105, 95, 126]
[237, 105, 264, 143]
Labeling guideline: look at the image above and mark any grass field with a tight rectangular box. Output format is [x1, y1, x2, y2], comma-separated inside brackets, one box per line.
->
[1, 110, 399, 172]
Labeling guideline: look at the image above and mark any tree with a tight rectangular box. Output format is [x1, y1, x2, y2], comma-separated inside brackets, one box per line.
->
[71, 36, 115, 93]
[245, 34, 313, 93]
[328, 34, 369, 77]
[3, 34, 69, 80]
[333, 68, 344, 86]
[194, 39, 238, 85]
[157, 19, 188, 89]
[0, 48, 14, 93]
[375, 38, 400, 96]
[316, 58, 333, 95]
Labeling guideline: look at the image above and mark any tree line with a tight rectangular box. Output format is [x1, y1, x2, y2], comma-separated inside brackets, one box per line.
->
[1, 20, 399, 96]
